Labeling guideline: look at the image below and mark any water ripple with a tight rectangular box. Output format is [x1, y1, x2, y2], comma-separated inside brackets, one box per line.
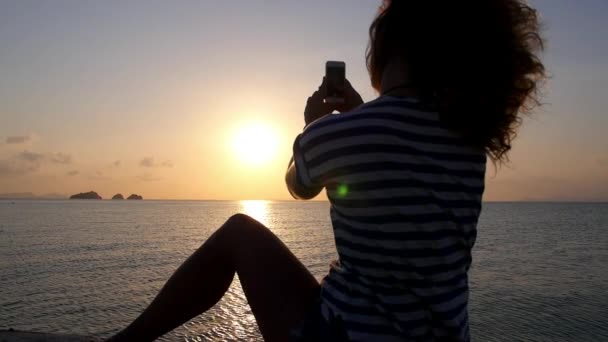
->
[1, 200, 607, 341]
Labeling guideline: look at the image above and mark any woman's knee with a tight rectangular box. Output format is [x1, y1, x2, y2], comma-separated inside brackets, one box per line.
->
[221, 213, 266, 239]
[226, 213, 257, 226]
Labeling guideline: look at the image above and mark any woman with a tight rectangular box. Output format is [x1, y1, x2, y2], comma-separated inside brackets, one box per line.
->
[109, 0, 545, 341]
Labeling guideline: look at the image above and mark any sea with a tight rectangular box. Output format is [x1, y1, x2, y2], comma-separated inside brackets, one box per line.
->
[1, 200, 607, 341]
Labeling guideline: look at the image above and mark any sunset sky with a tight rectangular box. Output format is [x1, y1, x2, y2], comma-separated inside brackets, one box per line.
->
[1, 0, 607, 201]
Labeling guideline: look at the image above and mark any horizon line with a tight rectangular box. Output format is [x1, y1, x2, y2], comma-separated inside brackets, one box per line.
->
[1, 197, 607, 203]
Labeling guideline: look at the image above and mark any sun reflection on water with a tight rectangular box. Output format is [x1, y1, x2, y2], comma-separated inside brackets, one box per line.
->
[239, 200, 269, 226]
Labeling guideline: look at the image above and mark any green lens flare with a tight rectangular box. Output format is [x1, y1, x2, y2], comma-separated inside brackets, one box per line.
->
[337, 184, 349, 198]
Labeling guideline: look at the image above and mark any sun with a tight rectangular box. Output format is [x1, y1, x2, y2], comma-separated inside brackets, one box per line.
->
[232, 123, 279, 166]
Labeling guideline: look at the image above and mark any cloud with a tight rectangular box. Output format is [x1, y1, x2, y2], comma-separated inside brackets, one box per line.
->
[0, 160, 21, 175]
[5, 135, 31, 144]
[0, 150, 73, 176]
[140, 157, 155, 168]
[66, 170, 79, 176]
[0, 153, 43, 176]
[139, 157, 173, 168]
[17, 150, 44, 162]
[49, 152, 72, 164]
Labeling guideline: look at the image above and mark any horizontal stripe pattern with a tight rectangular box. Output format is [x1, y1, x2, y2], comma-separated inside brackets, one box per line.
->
[293, 96, 484, 341]
[309, 153, 485, 179]
[325, 187, 482, 202]
[306, 133, 484, 159]
[308, 143, 487, 168]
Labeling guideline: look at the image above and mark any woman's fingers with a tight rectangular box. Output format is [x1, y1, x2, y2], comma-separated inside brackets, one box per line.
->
[336, 78, 364, 113]
[304, 83, 333, 125]
[344, 78, 358, 96]
[319, 77, 328, 94]
[307, 89, 322, 104]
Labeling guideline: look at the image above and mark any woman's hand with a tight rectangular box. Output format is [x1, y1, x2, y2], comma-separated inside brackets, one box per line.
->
[304, 79, 333, 126]
[304, 78, 364, 126]
[336, 78, 364, 113]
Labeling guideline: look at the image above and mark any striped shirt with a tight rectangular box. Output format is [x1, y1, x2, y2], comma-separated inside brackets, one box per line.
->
[293, 96, 486, 341]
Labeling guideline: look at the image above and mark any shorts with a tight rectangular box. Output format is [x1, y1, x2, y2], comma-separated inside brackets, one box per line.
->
[290, 299, 350, 342]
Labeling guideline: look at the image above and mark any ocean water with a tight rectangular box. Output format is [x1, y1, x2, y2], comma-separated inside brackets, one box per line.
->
[0, 200, 607, 341]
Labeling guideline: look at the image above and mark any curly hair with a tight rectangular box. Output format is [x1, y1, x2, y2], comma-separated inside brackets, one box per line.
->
[366, 0, 546, 163]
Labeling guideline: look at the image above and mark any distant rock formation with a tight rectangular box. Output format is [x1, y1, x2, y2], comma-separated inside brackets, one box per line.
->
[70, 191, 102, 200]
[112, 193, 124, 200]
[127, 194, 143, 200]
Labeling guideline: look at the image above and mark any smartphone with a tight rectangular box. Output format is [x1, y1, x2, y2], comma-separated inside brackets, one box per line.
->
[325, 61, 346, 104]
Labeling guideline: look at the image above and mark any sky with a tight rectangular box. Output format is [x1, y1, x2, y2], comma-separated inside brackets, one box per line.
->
[0, 0, 607, 201]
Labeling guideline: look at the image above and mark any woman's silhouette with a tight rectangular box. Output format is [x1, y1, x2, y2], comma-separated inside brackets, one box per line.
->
[109, 1, 545, 341]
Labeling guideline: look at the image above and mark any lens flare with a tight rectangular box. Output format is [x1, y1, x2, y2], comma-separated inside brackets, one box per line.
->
[337, 184, 349, 198]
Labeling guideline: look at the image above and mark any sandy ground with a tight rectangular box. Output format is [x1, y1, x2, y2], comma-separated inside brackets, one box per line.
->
[0, 330, 101, 342]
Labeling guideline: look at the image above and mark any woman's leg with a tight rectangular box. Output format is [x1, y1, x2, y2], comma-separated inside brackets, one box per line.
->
[109, 213, 320, 342]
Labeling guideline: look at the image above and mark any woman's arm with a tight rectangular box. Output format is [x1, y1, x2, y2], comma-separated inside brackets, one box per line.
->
[285, 157, 323, 200]
[286, 77, 363, 200]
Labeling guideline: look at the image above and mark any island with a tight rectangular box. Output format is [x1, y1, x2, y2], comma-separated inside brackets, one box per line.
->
[127, 194, 143, 200]
[70, 191, 102, 200]
[112, 193, 124, 200]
